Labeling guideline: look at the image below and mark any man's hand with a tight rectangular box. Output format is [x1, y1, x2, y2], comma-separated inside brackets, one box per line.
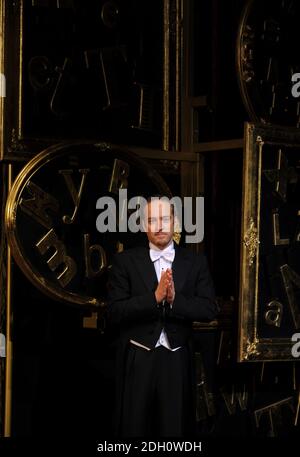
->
[155, 270, 169, 303]
[155, 268, 171, 303]
[166, 269, 175, 305]
[155, 268, 175, 305]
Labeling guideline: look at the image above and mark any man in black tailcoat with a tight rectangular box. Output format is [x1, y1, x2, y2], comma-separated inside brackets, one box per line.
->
[107, 196, 217, 437]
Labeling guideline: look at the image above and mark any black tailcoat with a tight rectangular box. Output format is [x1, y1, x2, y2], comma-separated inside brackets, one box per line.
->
[107, 244, 217, 436]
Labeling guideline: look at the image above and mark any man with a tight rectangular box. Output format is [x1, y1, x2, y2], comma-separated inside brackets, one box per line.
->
[107, 196, 217, 437]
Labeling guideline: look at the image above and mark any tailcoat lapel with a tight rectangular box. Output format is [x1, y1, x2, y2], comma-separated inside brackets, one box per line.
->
[132, 247, 158, 291]
[172, 244, 191, 292]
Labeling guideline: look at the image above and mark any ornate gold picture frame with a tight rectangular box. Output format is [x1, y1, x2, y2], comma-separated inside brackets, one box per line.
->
[239, 122, 300, 361]
[0, 0, 182, 161]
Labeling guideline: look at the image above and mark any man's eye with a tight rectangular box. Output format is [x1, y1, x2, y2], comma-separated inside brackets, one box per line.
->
[162, 216, 171, 222]
[148, 218, 156, 223]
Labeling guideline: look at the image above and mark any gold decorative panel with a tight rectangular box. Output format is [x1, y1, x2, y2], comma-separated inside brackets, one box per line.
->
[1, 0, 181, 160]
[5, 141, 171, 307]
[239, 122, 300, 361]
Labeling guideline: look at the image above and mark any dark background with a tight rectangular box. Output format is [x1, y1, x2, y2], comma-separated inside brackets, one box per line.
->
[0, 0, 299, 441]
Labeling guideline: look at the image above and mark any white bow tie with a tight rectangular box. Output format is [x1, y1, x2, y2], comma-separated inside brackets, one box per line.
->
[149, 246, 175, 263]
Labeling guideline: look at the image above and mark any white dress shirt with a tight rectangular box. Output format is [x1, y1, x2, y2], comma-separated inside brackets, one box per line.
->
[149, 241, 181, 352]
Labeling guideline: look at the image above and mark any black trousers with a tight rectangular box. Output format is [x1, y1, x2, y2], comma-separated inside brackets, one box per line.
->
[120, 344, 193, 438]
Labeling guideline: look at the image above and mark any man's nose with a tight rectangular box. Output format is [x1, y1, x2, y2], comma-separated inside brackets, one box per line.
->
[156, 219, 163, 231]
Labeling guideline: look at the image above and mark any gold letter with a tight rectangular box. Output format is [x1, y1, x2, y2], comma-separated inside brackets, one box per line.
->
[280, 264, 300, 329]
[220, 385, 248, 415]
[264, 300, 283, 327]
[59, 169, 89, 224]
[84, 234, 107, 278]
[109, 159, 129, 194]
[36, 229, 77, 287]
[20, 181, 59, 229]
[273, 212, 289, 245]
[254, 397, 294, 437]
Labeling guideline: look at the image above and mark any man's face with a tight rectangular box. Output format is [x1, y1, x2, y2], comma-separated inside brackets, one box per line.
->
[144, 199, 174, 249]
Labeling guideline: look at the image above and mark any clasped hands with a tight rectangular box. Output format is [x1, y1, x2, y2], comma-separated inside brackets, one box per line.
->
[155, 268, 175, 305]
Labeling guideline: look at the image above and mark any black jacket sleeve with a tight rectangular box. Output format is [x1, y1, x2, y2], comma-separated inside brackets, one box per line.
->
[106, 254, 158, 326]
[169, 254, 217, 322]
